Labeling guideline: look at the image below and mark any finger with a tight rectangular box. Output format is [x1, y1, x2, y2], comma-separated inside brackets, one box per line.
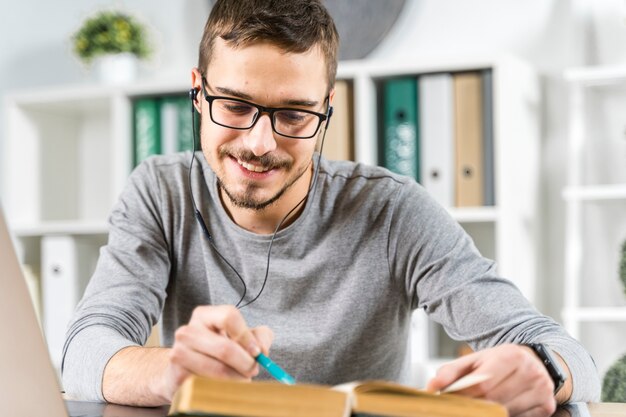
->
[170, 335, 256, 380]
[425, 352, 482, 392]
[503, 370, 555, 417]
[450, 358, 516, 398]
[175, 323, 259, 377]
[190, 305, 261, 357]
[251, 326, 274, 355]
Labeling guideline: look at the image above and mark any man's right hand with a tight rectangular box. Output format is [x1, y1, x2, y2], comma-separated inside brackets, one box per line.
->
[102, 305, 273, 406]
[161, 305, 274, 401]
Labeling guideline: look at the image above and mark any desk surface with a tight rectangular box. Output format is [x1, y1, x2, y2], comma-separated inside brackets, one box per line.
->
[65, 400, 626, 417]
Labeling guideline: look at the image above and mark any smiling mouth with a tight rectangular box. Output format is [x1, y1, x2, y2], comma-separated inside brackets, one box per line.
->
[237, 158, 272, 173]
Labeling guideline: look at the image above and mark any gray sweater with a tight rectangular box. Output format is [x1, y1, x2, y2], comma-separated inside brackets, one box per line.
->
[62, 152, 600, 402]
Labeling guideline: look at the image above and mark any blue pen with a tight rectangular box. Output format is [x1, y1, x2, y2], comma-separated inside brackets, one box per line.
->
[256, 352, 296, 385]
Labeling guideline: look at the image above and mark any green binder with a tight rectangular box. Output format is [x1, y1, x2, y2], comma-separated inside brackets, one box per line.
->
[381, 77, 419, 181]
[175, 95, 196, 152]
[133, 97, 161, 166]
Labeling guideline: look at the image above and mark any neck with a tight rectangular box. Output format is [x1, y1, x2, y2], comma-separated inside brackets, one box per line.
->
[220, 164, 314, 234]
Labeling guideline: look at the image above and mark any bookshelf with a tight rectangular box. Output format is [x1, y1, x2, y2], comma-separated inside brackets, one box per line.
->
[563, 65, 626, 378]
[2, 56, 540, 383]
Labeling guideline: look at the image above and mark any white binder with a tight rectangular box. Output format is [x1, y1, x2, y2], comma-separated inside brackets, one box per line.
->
[419, 73, 455, 208]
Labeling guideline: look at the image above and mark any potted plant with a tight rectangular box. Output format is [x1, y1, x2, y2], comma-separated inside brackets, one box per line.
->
[72, 10, 151, 84]
[603, 353, 626, 402]
[602, 239, 626, 401]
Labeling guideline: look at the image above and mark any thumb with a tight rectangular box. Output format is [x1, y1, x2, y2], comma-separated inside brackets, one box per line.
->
[425, 355, 476, 392]
[251, 325, 274, 356]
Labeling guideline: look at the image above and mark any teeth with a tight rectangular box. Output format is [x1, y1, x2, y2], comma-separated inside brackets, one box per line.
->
[238, 159, 270, 173]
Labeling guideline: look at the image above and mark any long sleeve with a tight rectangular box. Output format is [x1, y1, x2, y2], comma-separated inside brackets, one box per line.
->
[62, 159, 171, 401]
[387, 181, 601, 403]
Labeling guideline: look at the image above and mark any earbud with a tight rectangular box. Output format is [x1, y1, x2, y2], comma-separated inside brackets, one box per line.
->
[325, 106, 334, 129]
[189, 88, 198, 102]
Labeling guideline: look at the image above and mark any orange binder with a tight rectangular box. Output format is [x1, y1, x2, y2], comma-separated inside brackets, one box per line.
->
[454, 72, 484, 207]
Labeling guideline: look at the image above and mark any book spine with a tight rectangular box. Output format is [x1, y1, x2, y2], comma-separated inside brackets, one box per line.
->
[133, 97, 161, 166]
[482, 69, 495, 206]
[419, 73, 455, 208]
[454, 72, 484, 207]
[323, 80, 354, 161]
[381, 77, 419, 181]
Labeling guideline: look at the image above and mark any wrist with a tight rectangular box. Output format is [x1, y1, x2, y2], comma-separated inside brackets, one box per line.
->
[523, 343, 571, 402]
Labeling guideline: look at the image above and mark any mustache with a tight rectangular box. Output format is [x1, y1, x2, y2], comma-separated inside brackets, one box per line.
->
[218, 147, 293, 170]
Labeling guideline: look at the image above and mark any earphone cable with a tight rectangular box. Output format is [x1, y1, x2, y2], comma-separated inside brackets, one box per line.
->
[188, 91, 331, 308]
[237, 119, 329, 309]
[188, 99, 249, 306]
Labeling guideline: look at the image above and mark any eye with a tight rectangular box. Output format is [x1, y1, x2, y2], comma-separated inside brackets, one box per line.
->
[277, 110, 309, 124]
[219, 100, 254, 115]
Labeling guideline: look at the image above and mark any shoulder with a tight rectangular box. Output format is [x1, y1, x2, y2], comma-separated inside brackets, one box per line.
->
[133, 152, 193, 177]
[128, 152, 199, 189]
[318, 157, 422, 200]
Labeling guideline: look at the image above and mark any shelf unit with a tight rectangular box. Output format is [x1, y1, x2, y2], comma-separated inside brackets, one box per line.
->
[563, 65, 626, 377]
[339, 56, 540, 300]
[2, 56, 540, 383]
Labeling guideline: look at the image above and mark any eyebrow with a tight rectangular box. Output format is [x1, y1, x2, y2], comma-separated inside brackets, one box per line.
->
[213, 85, 320, 108]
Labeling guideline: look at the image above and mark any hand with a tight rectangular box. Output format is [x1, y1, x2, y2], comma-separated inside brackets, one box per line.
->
[161, 305, 273, 401]
[425, 344, 557, 417]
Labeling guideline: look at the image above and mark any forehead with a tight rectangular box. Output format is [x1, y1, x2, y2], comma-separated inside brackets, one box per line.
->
[205, 38, 328, 103]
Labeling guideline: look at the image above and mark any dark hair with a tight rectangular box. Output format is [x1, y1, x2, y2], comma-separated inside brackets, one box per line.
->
[198, 0, 339, 90]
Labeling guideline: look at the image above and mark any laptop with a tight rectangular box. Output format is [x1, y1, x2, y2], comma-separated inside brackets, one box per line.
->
[0, 206, 168, 417]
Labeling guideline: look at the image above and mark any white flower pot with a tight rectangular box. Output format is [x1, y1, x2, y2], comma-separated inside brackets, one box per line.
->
[93, 52, 138, 85]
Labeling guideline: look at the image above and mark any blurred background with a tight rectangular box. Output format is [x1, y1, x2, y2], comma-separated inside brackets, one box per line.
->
[1, 0, 626, 397]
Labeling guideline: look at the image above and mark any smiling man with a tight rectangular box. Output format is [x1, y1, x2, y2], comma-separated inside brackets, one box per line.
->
[62, 1, 600, 416]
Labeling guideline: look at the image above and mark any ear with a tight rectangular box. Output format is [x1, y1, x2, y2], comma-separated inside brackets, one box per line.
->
[328, 85, 336, 107]
[190, 68, 203, 113]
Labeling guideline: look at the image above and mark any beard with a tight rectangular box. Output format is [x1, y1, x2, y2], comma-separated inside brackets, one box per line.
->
[215, 146, 311, 211]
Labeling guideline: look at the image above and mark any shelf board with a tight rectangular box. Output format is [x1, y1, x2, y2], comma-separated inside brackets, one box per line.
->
[562, 184, 626, 201]
[11, 220, 109, 237]
[7, 79, 190, 106]
[563, 307, 626, 322]
[565, 64, 626, 86]
[447, 206, 498, 223]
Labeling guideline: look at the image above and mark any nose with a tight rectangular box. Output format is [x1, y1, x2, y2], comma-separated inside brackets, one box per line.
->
[243, 113, 277, 156]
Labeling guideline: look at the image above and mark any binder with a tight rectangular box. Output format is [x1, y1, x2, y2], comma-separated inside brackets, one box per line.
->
[133, 97, 161, 166]
[381, 77, 419, 180]
[454, 72, 484, 207]
[41, 235, 97, 371]
[160, 97, 180, 155]
[175, 95, 195, 153]
[323, 80, 354, 161]
[419, 73, 455, 207]
[482, 70, 495, 206]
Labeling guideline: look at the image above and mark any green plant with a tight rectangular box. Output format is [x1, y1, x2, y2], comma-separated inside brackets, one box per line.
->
[619, 240, 626, 292]
[72, 11, 150, 63]
[602, 353, 626, 402]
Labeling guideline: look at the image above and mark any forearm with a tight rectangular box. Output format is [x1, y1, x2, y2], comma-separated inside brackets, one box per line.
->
[102, 346, 171, 406]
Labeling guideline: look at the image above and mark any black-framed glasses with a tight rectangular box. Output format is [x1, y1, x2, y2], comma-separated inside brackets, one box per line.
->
[201, 77, 330, 139]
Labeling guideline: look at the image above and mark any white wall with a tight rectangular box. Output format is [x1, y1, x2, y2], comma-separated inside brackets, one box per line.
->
[1, 0, 625, 366]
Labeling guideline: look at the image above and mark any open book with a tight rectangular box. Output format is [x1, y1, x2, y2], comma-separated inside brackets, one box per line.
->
[168, 376, 506, 417]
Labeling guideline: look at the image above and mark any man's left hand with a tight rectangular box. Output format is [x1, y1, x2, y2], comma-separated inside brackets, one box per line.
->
[426, 344, 571, 417]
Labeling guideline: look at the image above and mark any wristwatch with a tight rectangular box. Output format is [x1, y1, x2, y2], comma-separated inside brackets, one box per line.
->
[524, 343, 567, 395]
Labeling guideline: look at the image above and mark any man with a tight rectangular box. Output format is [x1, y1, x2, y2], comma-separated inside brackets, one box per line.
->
[62, 0, 600, 416]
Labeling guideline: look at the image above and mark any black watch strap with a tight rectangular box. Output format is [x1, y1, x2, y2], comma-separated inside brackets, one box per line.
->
[524, 343, 567, 395]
